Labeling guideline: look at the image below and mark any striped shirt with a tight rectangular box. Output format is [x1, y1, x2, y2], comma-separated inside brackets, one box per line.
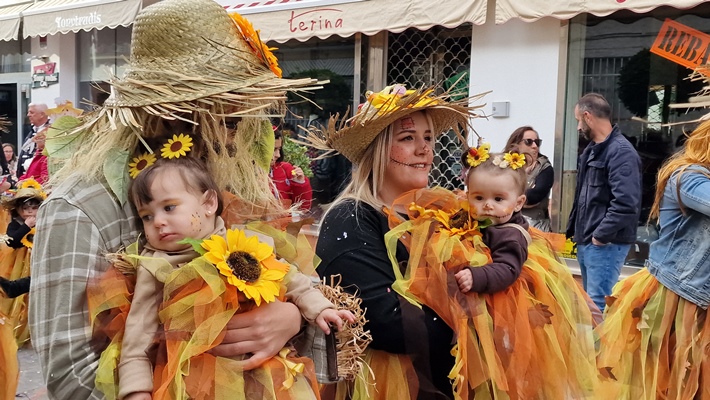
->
[29, 177, 139, 400]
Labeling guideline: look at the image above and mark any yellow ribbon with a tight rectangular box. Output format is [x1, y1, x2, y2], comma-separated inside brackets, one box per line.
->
[276, 347, 305, 390]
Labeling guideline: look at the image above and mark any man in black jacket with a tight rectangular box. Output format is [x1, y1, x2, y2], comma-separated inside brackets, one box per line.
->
[566, 93, 642, 313]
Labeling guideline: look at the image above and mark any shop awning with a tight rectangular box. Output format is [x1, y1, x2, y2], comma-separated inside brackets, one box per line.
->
[0, 1, 32, 41]
[216, 0, 487, 43]
[22, 0, 142, 38]
[496, 0, 710, 24]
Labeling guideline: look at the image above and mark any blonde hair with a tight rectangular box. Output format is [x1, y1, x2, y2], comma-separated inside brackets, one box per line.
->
[650, 120, 710, 220]
[326, 110, 436, 215]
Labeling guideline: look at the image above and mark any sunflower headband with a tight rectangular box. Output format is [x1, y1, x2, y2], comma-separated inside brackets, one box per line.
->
[462, 143, 526, 170]
[464, 143, 491, 167]
[129, 133, 194, 178]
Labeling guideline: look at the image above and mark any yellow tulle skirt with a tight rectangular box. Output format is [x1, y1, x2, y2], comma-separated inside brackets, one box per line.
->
[90, 253, 320, 400]
[0, 245, 31, 346]
[596, 268, 710, 400]
[0, 309, 19, 400]
[383, 188, 601, 400]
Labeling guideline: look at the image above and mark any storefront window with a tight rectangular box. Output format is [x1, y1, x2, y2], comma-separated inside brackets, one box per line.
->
[272, 35, 358, 220]
[0, 37, 30, 73]
[563, 4, 710, 264]
[77, 26, 131, 109]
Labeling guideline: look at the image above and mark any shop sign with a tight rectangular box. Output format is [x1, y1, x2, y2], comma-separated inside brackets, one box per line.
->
[288, 8, 344, 33]
[55, 12, 102, 30]
[32, 62, 59, 88]
[651, 19, 710, 75]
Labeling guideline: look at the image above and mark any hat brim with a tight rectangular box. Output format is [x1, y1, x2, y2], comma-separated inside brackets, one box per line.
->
[306, 87, 487, 164]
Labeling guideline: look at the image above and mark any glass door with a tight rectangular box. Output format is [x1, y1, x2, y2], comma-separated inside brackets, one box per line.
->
[0, 79, 30, 151]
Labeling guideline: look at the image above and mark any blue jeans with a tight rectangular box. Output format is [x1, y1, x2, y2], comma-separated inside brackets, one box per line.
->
[576, 243, 631, 313]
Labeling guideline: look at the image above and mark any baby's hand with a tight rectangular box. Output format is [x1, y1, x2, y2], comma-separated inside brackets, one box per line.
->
[24, 216, 36, 228]
[455, 268, 473, 293]
[124, 392, 152, 400]
[315, 308, 356, 335]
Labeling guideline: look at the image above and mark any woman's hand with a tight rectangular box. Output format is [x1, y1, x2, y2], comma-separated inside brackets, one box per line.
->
[210, 300, 302, 370]
[291, 166, 306, 183]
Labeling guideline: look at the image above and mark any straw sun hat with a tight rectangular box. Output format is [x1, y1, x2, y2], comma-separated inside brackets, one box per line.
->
[305, 85, 487, 164]
[102, 0, 320, 118]
[1, 180, 47, 211]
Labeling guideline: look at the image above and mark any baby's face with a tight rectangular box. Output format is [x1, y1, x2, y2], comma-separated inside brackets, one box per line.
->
[19, 203, 39, 220]
[136, 169, 217, 252]
[466, 170, 525, 225]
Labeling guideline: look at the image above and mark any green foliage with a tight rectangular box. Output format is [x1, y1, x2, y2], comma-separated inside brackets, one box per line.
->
[282, 136, 313, 178]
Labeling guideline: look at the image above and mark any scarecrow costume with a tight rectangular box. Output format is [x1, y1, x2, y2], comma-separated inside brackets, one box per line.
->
[0, 180, 46, 399]
[384, 186, 601, 400]
[75, 1, 367, 399]
[308, 85, 600, 399]
[306, 85, 486, 400]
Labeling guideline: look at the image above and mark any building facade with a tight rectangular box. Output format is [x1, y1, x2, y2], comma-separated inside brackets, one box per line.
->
[1, 0, 709, 269]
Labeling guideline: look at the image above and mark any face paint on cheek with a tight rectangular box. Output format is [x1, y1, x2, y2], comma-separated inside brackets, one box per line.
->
[399, 117, 415, 131]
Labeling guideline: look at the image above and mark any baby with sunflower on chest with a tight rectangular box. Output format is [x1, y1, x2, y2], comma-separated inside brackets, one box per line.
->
[117, 134, 354, 400]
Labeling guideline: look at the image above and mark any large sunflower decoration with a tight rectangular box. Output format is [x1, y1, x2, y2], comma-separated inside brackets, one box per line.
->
[199, 228, 290, 306]
[230, 13, 282, 78]
[21, 227, 35, 248]
[408, 200, 488, 237]
[17, 178, 47, 200]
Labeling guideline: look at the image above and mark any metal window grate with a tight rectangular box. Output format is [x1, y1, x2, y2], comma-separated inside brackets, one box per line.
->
[387, 25, 473, 190]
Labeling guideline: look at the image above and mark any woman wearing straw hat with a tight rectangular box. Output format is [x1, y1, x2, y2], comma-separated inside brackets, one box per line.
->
[28, 0, 322, 398]
[310, 84, 484, 399]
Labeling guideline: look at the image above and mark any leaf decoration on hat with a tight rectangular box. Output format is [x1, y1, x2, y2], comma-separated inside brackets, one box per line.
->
[252, 119, 276, 171]
[44, 115, 85, 177]
[104, 148, 130, 206]
[229, 13, 283, 78]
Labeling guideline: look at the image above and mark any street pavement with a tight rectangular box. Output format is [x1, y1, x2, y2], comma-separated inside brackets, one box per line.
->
[16, 345, 49, 400]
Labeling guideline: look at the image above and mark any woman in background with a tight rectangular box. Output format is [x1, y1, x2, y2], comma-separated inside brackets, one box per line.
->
[504, 126, 553, 231]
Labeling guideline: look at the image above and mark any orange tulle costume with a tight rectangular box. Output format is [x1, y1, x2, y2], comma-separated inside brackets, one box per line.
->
[0, 209, 31, 399]
[88, 223, 323, 400]
[379, 187, 601, 400]
[595, 268, 710, 399]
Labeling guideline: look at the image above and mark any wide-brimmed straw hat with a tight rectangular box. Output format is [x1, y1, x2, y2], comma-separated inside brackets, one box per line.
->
[102, 0, 319, 116]
[305, 84, 487, 164]
[2, 180, 47, 211]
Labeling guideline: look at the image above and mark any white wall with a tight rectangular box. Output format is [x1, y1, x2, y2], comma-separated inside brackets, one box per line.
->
[29, 32, 78, 110]
[469, 17, 565, 167]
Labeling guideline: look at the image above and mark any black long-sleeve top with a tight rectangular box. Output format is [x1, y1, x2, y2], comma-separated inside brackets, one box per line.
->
[525, 165, 554, 205]
[317, 200, 454, 399]
[6, 219, 31, 248]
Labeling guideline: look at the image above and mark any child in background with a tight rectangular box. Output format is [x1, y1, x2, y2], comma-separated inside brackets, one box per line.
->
[385, 145, 600, 400]
[271, 129, 312, 212]
[0, 180, 45, 298]
[118, 153, 353, 400]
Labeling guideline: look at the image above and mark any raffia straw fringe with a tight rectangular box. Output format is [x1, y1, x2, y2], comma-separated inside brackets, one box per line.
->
[317, 275, 373, 381]
[105, 249, 137, 276]
[0, 115, 9, 133]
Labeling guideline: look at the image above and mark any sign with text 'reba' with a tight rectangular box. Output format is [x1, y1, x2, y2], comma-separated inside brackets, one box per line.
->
[651, 19, 710, 75]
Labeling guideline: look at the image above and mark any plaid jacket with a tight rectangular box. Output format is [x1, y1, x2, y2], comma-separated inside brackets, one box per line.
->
[29, 178, 139, 399]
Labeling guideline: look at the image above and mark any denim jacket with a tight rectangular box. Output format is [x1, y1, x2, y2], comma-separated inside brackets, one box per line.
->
[566, 126, 642, 245]
[647, 166, 710, 309]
